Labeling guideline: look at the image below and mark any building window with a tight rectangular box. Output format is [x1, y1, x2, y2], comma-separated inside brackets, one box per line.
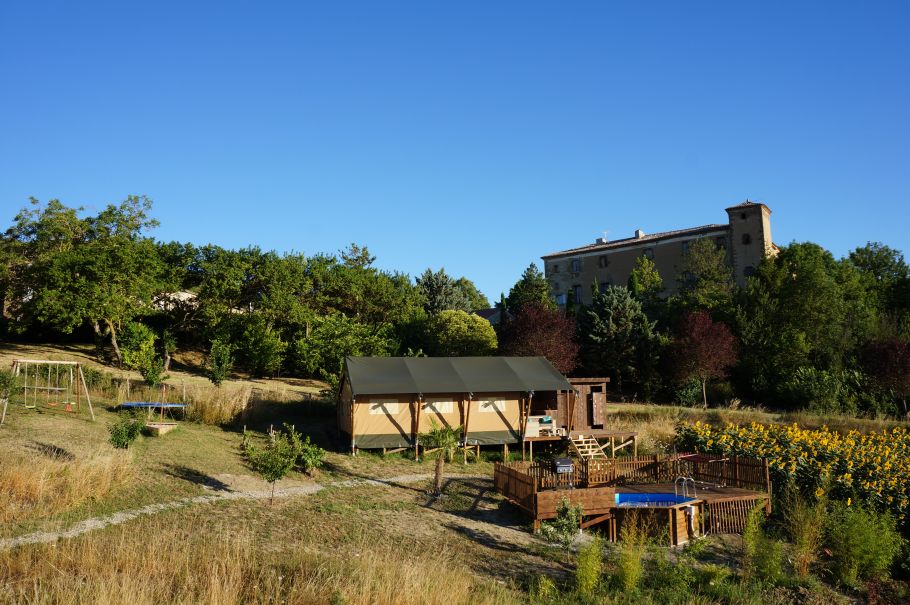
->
[571, 258, 581, 273]
[423, 398, 454, 414]
[598, 255, 609, 268]
[643, 248, 654, 260]
[742, 233, 752, 245]
[551, 263, 560, 273]
[479, 398, 507, 413]
[369, 400, 400, 415]
[744, 266, 756, 277]
[740, 212, 747, 220]
[555, 293, 567, 305]
[572, 284, 582, 303]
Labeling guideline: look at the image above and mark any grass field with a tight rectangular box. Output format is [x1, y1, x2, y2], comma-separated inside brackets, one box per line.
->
[1, 343, 907, 604]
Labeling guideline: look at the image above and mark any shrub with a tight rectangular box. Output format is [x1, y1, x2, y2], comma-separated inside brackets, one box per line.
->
[574, 534, 603, 597]
[824, 503, 905, 588]
[244, 427, 299, 504]
[239, 316, 285, 377]
[615, 511, 648, 591]
[647, 547, 695, 602]
[782, 483, 826, 579]
[539, 498, 583, 552]
[783, 367, 863, 415]
[673, 378, 702, 406]
[740, 503, 782, 584]
[108, 414, 146, 449]
[529, 574, 558, 603]
[207, 339, 234, 386]
[288, 425, 326, 474]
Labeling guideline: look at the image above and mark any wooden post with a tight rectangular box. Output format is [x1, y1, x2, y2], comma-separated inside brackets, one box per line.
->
[77, 365, 94, 421]
[462, 393, 472, 464]
[414, 395, 423, 461]
[350, 397, 356, 456]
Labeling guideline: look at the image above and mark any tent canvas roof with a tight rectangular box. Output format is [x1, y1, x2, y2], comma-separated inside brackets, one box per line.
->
[344, 356, 572, 396]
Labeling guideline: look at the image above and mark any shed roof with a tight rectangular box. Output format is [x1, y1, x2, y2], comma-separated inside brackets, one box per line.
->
[343, 356, 572, 396]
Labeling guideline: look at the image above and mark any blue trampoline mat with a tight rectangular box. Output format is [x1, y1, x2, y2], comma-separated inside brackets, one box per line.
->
[119, 402, 188, 409]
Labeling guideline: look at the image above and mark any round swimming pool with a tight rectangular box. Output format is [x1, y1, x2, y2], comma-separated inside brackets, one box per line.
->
[615, 493, 695, 507]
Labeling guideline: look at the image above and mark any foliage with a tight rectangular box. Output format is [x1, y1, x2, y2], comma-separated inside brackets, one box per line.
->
[287, 425, 326, 474]
[581, 286, 655, 391]
[424, 310, 497, 356]
[539, 498, 583, 551]
[238, 315, 286, 377]
[647, 547, 696, 601]
[207, 338, 234, 386]
[676, 421, 910, 521]
[671, 311, 738, 407]
[614, 511, 648, 591]
[0, 368, 19, 398]
[824, 502, 905, 588]
[673, 377, 703, 406]
[108, 414, 146, 449]
[507, 263, 555, 314]
[416, 267, 471, 314]
[627, 254, 663, 311]
[574, 534, 603, 597]
[288, 313, 395, 383]
[455, 277, 490, 312]
[244, 425, 301, 503]
[419, 421, 463, 494]
[781, 481, 827, 579]
[497, 303, 579, 373]
[120, 321, 168, 387]
[528, 575, 558, 602]
[677, 238, 734, 311]
[740, 503, 782, 584]
[861, 338, 910, 415]
[782, 367, 867, 415]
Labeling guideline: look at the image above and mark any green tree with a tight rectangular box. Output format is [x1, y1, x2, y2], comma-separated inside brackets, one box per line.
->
[420, 421, 463, 494]
[628, 254, 663, 304]
[5, 197, 165, 365]
[454, 277, 490, 312]
[416, 267, 470, 314]
[244, 427, 301, 505]
[506, 264, 555, 313]
[207, 338, 234, 386]
[288, 313, 396, 383]
[425, 310, 498, 356]
[677, 238, 734, 311]
[581, 286, 655, 392]
[120, 321, 168, 387]
[238, 315, 286, 377]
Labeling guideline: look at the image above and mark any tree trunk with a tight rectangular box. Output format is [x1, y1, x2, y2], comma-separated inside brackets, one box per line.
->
[702, 379, 708, 409]
[105, 319, 123, 367]
[434, 455, 445, 494]
[270, 481, 275, 505]
[163, 350, 172, 372]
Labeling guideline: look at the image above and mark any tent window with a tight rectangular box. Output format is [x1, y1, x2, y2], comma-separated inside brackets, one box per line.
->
[369, 399, 400, 415]
[423, 398, 454, 414]
[479, 398, 507, 413]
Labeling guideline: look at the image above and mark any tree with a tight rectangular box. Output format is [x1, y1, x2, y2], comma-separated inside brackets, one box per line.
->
[207, 338, 234, 386]
[454, 277, 490, 312]
[415, 268, 470, 315]
[5, 197, 165, 365]
[238, 315, 286, 377]
[339, 242, 376, 269]
[677, 238, 734, 311]
[120, 321, 169, 387]
[849, 242, 910, 336]
[628, 255, 663, 304]
[244, 426, 301, 505]
[672, 311, 738, 407]
[420, 421, 463, 494]
[861, 338, 910, 415]
[498, 304, 579, 374]
[581, 286, 655, 392]
[425, 310, 498, 356]
[507, 264, 554, 314]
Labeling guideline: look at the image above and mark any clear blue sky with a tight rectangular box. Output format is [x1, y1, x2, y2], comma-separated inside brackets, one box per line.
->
[2, 1, 908, 301]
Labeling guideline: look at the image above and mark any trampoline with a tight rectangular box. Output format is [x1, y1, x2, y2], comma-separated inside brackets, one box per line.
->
[119, 402, 188, 409]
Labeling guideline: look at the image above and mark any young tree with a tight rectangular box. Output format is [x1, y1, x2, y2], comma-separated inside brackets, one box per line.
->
[207, 338, 234, 386]
[244, 428, 300, 505]
[677, 237, 734, 311]
[416, 268, 471, 315]
[507, 264, 555, 314]
[581, 286, 655, 392]
[628, 255, 663, 304]
[861, 338, 910, 415]
[672, 311, 738, 408]
[498, 304, 579, 374]
[425, 310, 498, 356]
[420, 421, 463, 494]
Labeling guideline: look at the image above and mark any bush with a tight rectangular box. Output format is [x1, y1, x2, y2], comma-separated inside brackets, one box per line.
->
[0, 369, 19, 398]
[615, 511, 648, 591]
[108, 414, 145, 449]
[782, 483, 826, 579]
[289, 425, 326, 474]
[741, 503, 782, 585]
[783, 367, 863, 415]
[238, 316, 286, 377]
[674, 378, 702, 406]
[539, 498, 583, 551]
[207, 339, 234, 386]
[824, 503, 905, 588]
[529, 574, 559, 603]
[647, 548, 696, 602]
[574, 534, 603, 597]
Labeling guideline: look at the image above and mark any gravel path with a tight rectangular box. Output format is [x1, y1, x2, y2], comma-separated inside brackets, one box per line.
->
[0, 472, 441, 551]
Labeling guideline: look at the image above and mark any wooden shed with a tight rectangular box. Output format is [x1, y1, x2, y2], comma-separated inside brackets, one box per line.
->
[337, 356, 574, 454]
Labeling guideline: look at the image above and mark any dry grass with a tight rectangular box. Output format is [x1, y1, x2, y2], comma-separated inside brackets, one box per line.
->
[183, 384, 253, 425]
[0, 448, 132, 525]
[0, 515, 520, 605]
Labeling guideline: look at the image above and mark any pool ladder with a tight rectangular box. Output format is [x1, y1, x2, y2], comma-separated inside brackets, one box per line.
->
[674, 476, 696, 499]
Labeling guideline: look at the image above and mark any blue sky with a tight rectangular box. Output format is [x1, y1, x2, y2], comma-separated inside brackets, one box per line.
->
[2, 1, 908, 300]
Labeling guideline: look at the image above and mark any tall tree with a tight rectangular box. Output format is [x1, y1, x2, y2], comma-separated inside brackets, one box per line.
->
[507, 263, 555, 313]
[416, 268, 470, 315]
[581, 286, 655, 392]
[498, 303, 579, 374]
[454, 277, 490, 312]
[677, 238, 734, 311]
[628, 254, 664, 317]
[849, 242, 910, 336]
[425, 310, 497, 356]
[672, 311, 738, 408]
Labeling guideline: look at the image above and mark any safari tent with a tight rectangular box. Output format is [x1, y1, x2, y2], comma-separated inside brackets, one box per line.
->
[337, 356, 574, 453]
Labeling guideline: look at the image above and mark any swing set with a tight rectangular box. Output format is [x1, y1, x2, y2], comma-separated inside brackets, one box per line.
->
[0, 359, 95, 427]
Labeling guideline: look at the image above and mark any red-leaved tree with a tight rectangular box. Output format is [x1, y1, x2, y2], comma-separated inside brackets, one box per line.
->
[861, 338, 910, 416]
[672, 311, 738, 408]
[498, 304, 580, 374]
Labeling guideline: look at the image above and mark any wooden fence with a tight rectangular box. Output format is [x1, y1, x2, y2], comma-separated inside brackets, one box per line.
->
[704, 496, 770, 534]
[496, 453, 771, 494]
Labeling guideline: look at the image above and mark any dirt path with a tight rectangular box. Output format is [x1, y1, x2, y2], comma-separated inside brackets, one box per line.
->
[0, 472, 455, 551]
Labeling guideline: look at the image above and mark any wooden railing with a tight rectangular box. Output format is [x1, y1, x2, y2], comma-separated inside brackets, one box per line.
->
[495, 453, 771, 495]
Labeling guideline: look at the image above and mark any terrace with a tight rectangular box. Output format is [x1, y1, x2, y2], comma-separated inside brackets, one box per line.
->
[493, 453, 771, 546]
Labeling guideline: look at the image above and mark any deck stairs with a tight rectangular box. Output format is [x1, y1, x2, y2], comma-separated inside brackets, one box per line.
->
[569, 435, 610, 460]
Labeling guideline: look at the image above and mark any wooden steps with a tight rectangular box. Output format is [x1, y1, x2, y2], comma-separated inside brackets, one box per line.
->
[570, 435, 609, 460]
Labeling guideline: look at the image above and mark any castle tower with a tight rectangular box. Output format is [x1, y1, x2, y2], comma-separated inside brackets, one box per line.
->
[725, 201, 773, 287]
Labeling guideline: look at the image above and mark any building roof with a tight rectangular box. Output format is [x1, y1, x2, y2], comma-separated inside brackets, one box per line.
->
[343, 356, 572, 396]
[542, 223, 728, 259]
[725, 200, 771, 213]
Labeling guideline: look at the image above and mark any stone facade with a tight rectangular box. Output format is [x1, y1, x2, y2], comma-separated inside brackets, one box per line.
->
[542, 202, 775, 306]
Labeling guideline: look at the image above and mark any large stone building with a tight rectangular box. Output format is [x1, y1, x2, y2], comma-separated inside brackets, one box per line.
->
[542, 201, 776, 306]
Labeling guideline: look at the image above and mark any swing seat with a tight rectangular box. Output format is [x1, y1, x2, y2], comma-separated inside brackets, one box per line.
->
[64, 403, 74, 413]
[47, 402, 60, 407]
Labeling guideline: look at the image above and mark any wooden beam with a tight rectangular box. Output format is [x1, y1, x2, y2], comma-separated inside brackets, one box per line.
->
[77, 365, 94, 421]
[580, 513, 612, 530]
[413, 395, 423, 461]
